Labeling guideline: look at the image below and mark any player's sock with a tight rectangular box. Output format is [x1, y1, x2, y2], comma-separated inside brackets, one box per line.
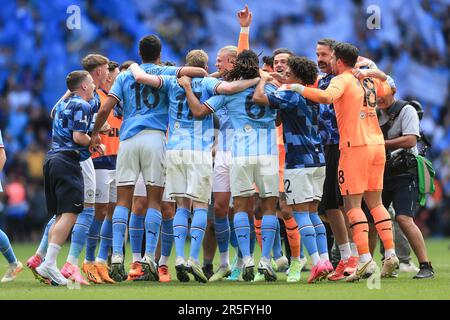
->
[350, 242, 358, 257]
[173, 207, 190, 260]
[229, 218, 238, 250]
[0, 229, 17, 264]
[97, 218, 112, 263]
[261, 215, 277, 260]
[272, 218, 283, 260]
[253, 217, 262, 249]
[214, 217, 230, 265]
[145, 208, 162, 257]
[300, 241, 305, 259]
[347, 208, 370, 257]
[283, 216, 300, 259]
[161, 218, 174, 261]
[338, 242, 352, 261]
[189, 208, 207, 262]
[112, 206, 129, 256]
[129, 213, 145, 262]
[249, 217, 256, 256]
[44, 243, 61, 266]
[85, 217, 102, 263]
[294, 211, 320, 265]
[370, 205, 395, 257]
[309, 212, 329, 261]
[233, 212, 251, 258]
[36, 215, 56, 257]
[68, 207, 94, 265]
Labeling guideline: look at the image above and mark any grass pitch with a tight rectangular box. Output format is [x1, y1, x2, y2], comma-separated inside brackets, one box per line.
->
[0, 239, 449, 300]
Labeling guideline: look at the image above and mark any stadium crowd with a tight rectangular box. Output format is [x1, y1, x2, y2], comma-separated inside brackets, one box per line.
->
[0, 0, 448, 242]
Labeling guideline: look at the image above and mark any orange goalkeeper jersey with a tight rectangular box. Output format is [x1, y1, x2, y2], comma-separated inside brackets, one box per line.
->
[91, 88, 122, 159]
[325, 70, 389, 149]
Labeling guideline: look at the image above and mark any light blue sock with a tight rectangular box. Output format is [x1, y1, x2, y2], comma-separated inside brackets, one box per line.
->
[300, 240, 305, 259]
[214, 217, 230, 253]
[261, 215, 277, 260]
[129, 213, 145, 256]
[233, 212, 250, 258]
[37, 215, 56, 256]
[145, 208, 162, 257]
[0, 229, 17, 264]
[294, 211, 318, 256]
[97, 218, 112, 261]
[161, 218, 173, 258]
[272, 218, 283, 259]
[85, 217, 103, 262]
[249, 217, 256, 255]
[68, 207, 95, 261]
[173, 208, 190, 259]
[189, 208, 207, 261]
[112, 205, 129, 255]
[310, 212, 328, 255]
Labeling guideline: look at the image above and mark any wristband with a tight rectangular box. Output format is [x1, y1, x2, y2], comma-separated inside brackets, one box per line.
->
[240, 27, 250, 34]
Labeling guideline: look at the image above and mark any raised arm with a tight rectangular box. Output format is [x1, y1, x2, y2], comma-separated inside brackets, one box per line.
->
[178, 76, 212, 118]
[237, 5, 252, 53]
[216, 77, 260, 95]
[130, 63, 163, 87]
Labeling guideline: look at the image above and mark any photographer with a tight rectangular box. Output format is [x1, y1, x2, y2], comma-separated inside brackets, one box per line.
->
[377, 76, 434, 279]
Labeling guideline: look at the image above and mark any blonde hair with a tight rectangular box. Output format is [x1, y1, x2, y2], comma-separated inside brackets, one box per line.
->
[186, 49, 208, 68]
[218, 46, 238, 58]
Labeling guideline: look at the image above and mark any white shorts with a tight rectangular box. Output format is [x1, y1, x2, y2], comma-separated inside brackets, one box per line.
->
[230, 155, 279, 198]
[166, 150, 213, 204]
[95, 169, 117, 204]
[212, 150, 231, 193]
[134, 173, 174, 203]
[284, 166, 326, 205]
[80, 158, 96, 204]
[116, 130, 166, 187]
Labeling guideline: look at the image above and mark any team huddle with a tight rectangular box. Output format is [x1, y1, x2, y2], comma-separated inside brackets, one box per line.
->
[0, 6, 434, 287]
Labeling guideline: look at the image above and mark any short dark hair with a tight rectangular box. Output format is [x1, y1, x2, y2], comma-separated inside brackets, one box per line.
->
[287, 56, 318, 86]
[108, 61, 119, 72]
[317, 38, 337, 50]
[139, 35, 162, 63]
[262, 55, 274, 68]
[81, 54, 109, 72]
[119, 60, 137, 71]
[333, 42, 359, 67]
[66, 70, 90, 92]
[273, 48, 294, 57]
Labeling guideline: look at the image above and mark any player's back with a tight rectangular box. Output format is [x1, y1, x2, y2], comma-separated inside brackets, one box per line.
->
[50, 94, 92, 161]
[330, 71, 384, 149]
[108, 63, 180, 141]
[161, 76, 218, 151]
[210, 84, 277, 157]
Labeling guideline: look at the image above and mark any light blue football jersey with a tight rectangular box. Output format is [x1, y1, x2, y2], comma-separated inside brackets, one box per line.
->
[159, 75, 221, 151]
[204, 84, 278, 157]
[109, 63, 180, 141]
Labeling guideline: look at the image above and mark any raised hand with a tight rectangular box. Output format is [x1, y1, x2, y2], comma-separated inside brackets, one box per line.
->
[237, 5, 252, 27]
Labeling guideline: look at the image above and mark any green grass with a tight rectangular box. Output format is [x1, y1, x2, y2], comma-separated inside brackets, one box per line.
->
[0, 239, 449, 300]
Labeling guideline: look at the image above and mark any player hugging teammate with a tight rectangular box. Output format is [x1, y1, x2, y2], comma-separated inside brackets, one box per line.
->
[21, 5, 434, 287]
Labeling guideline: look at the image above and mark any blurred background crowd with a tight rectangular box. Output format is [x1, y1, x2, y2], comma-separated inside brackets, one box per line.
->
[0, 0, 449, 241]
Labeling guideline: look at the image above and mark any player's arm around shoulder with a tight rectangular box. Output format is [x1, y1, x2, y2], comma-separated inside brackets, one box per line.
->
[178, 76, 211, 118]
[216, 77, 260, 95]
[0, 131, 5, 172]
[253, 72, 272, 105]
[129, 63, 162, 87]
